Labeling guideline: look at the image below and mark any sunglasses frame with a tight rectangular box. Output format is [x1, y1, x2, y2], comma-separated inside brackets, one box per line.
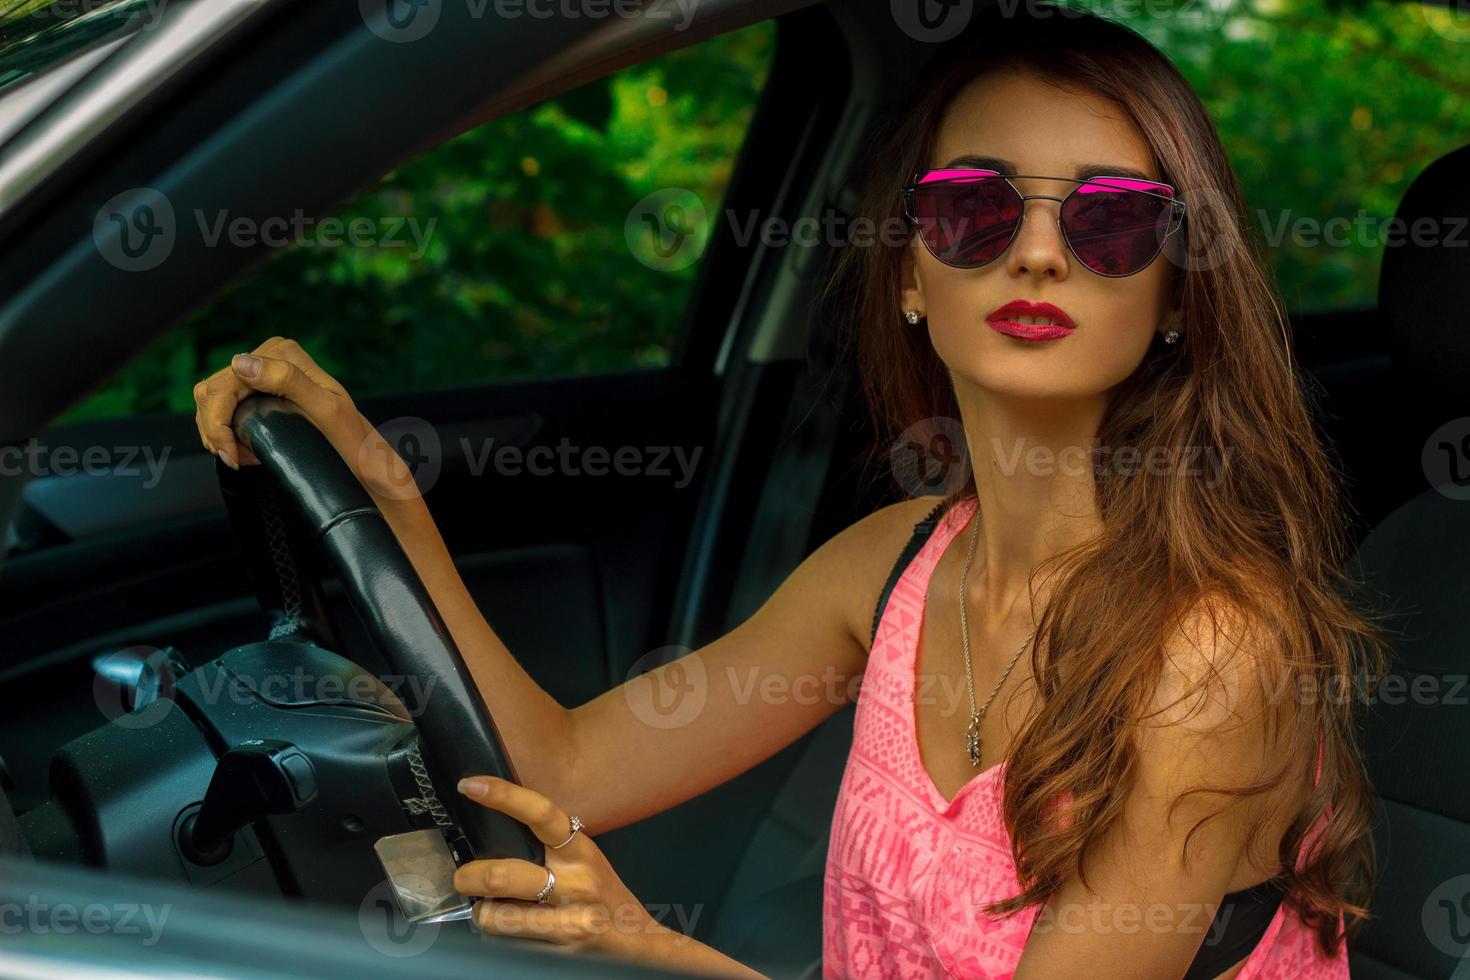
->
[900, 168, 1188, 278]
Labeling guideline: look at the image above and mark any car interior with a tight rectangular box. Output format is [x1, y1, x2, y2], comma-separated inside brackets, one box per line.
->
[0, 0, 1467, 977]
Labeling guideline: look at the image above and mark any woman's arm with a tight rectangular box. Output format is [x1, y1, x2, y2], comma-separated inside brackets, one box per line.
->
[639, 924, 771, 978]
[1013, 597, 1291, 980]
[193, 336, 932, 836]
[381, 484, 935, 834]
[371, 489, 581, 800]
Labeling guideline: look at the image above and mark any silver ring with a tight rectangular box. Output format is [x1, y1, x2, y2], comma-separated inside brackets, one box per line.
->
[534, 866, 555, 904]
[551, 815, 582, 849]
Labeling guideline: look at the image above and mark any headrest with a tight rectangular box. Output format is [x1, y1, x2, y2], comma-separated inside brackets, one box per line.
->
[1378, 144, 1470, 417]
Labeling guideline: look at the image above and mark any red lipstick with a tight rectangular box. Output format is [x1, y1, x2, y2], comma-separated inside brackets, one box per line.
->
[985, 300, 1076, 341]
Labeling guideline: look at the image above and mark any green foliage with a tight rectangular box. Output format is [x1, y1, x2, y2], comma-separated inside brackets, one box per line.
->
[59, 20, 776, 422]
[1119, 0, 1470, 311]
[56, 0, 1470, 424]
[0, 0, 149, 90]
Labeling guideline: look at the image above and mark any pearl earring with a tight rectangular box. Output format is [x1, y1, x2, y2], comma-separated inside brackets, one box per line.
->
[904, 309, 922, 325]
[1163, 329, 1181, 345]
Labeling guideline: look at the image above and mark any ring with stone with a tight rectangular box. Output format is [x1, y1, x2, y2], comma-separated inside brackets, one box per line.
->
[551, 814, 583, 849]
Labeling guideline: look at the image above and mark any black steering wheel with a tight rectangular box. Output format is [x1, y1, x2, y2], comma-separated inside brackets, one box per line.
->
[228, 394, 543, 869]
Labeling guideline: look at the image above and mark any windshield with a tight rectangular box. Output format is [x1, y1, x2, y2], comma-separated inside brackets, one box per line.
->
[0, 0, 156, 92]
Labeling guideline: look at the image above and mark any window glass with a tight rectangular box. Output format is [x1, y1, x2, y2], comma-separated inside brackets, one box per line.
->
[1117, 0, 1470, 313]
[0, 0, 147, 93]
[61, 20, 776, 423]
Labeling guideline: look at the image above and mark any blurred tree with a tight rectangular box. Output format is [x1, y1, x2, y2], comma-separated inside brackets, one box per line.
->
[58, 20, 776, 422]
[55, 0, 1470, 424]
[1125, 0, 1470, 311]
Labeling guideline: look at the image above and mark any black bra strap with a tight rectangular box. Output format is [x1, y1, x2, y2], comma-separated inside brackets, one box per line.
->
[869, 499, 950, 648]
[1180, 879, 1287, 979]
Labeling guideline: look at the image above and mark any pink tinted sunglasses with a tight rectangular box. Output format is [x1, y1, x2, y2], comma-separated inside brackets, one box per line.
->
[901, 168, 1187, 277]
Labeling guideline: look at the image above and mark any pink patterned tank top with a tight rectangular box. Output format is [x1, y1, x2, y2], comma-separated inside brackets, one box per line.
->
[822, 495, 1348, 979]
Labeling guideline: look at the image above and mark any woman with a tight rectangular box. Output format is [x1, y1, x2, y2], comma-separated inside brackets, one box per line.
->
[192, 5, 1387, 977]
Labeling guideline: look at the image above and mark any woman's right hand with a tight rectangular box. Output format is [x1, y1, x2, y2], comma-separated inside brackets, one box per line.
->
[192, 336, 420, 501]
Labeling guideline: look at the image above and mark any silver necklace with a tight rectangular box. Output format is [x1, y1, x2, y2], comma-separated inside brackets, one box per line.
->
[953, 507, 1038, 769]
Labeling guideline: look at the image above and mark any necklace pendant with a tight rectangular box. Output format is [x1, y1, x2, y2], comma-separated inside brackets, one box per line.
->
[965, 712, 982, 768]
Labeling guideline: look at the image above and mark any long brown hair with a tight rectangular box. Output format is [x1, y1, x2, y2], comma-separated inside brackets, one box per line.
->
[824, 3, 1391, 958]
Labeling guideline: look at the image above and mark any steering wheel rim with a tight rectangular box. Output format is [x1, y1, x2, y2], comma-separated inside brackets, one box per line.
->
[227, 394, 544, 868]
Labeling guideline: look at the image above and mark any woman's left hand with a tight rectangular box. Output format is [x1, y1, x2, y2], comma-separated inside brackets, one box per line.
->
[452, 775, 668, 964]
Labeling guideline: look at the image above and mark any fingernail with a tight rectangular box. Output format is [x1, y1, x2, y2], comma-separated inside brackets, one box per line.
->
[220, 449, 237, 470]
[458, 777, 488, 798]
[232, 353, 261, 379]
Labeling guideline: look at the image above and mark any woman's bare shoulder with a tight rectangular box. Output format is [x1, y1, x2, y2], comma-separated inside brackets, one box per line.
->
[813, 495, 947, 654]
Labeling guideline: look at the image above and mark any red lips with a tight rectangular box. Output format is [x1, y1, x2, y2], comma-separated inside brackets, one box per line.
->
[984, 299, 1077, 341]
[985, 300, 1076, 329]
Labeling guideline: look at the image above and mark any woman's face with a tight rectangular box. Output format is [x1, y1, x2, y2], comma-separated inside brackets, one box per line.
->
[902, 69, 1180, 403]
